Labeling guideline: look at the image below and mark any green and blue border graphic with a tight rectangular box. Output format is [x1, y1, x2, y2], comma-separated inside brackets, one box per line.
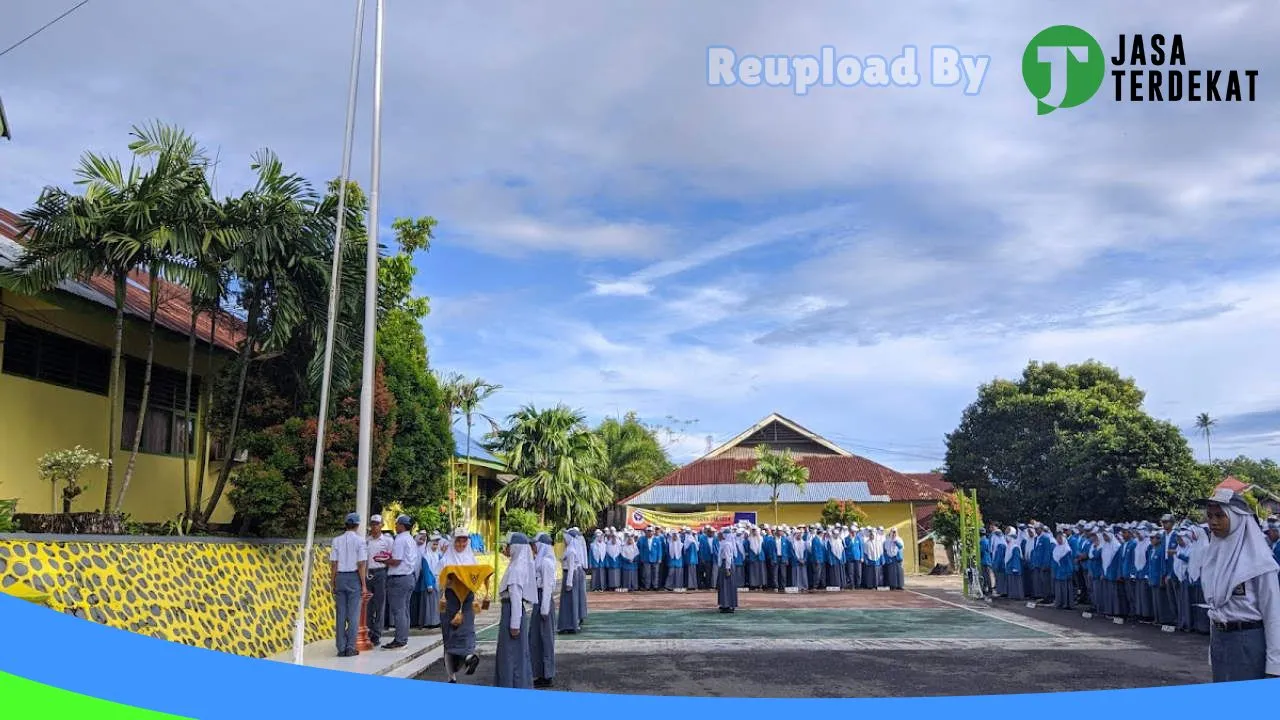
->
[0, 592, 1272, 717]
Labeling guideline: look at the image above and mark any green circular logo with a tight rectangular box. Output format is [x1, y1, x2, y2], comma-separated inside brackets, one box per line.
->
[1022, 25, 1105, 115]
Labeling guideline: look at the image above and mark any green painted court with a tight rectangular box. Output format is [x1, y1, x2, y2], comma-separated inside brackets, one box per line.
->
[478, 607, 1051, 642]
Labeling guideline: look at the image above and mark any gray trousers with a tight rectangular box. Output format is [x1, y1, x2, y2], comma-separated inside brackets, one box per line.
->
[366, 567, 388, 642]
[333, 572, 361, 653]
[387, 574, 414, 644]
[1210, 625, 1267, 682]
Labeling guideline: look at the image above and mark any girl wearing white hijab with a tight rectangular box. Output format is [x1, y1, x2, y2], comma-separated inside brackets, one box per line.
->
[590, 531, 608, 592]
[1099, 530, 1122, 617]
[439, 527, 481, 683]
[789, 530, 809, 590]
[620, 532, 640, 591]
[664, 532, 685, 591]
[556, 530, 584, 634]
[1173, 529, 1193, 631]
[567, 529, 589, 623]
[991, 529, 1007, 596]
[1004, 529, 1025, 601]
[746, 527, 766, 589]
[883, 529, 905, 590]
[605, 533, 623, 590]
[717, 528, 740, 612]
[494, 533, 536, 689]
[1051, 532, 1075, 609]
[1198, 489, 1280, 682]
[530, 533, 558, 688]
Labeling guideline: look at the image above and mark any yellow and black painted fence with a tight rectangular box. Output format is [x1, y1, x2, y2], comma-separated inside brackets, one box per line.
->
[0, 535, 335, 659]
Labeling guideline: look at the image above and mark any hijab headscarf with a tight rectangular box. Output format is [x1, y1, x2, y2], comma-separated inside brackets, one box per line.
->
[667, 532, 683, 560]
[499, 535, 537, 600]
[1100, 531, 1121, 572]
[1052, 533, 1072, 563]
[719, 530, 737, 568]
[790, 532, 807, 561]
[1133, 531, 1150, 572]
[591, 532, 607, 563]
[882, 529, 900, 559]
[1201, 501, 1277, 608]
[1186, 525, 1209, 583]
[748, 528, 764, 555]
[621, 533, 640, 561]
[441, 528, 478, 568]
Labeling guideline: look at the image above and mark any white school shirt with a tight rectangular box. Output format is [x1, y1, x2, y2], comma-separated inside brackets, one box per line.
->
[329, 531, 368, 573]
[1206, 574, 1280, 676]
[388, 531, 418, 577]
[366, 533, 393, 570]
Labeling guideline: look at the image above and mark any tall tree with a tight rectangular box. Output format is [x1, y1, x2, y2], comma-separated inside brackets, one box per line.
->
[944, 360, 1213, 524]
[454, 377, 501, 526]
[594, 412, 674, 501]
[491, 404, 610, 528]
[736, 445, 809, 524]
[1194, 413, 1216, 462]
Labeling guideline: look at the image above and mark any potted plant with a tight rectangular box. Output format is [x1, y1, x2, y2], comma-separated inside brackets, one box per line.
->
[38, 446, 112, 514]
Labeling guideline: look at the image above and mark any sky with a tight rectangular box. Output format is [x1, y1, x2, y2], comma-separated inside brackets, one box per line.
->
[2, 1, 1278, 470]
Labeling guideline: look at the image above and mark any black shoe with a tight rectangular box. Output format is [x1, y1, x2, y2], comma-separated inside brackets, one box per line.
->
[381, 641, 407, 650]
[464, 653, 480, 675]
[448, 678, 457, 684]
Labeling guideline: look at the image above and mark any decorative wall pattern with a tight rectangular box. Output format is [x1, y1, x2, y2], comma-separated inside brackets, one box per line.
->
[0, 537, 334, 658]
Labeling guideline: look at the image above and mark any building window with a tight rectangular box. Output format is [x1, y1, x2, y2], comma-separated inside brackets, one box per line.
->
[120, 360, 200, 456]
[1, 321, 111, 395]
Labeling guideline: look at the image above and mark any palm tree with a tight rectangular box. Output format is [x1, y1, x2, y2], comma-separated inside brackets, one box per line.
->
[1195, 412, 1216, 462]
[433, 370, 466, 528]
[454, 377, 501, 526]
[736, 445, 810, 524]
[490, 404, 610, 527]
[111, 122, 216, 514]
[196, 149, 331, 528]
[594, 412, 674, 501]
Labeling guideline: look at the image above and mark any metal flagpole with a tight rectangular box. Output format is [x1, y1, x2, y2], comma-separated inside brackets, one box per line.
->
[355, 0, 385, 536]
[291, 0, 368, 666]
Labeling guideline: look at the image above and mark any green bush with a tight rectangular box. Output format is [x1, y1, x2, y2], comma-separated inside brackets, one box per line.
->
[502, 507, 543, 538]
[404, 505, 447, 536]
[821, 499, 869, 527]
[0, 498, 16, 533]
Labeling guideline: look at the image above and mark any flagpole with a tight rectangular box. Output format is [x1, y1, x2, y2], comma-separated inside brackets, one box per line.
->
[291, 0, 368, 666]
[355, 0, 385, 536]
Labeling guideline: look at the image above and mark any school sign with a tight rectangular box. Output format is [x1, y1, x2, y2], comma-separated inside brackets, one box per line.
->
[626, 506, 736, 531]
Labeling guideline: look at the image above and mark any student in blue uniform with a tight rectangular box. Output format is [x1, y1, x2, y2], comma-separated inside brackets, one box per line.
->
[1144, 529, 1165, 624]
[883, 528, 905, 590]
[636, 528, 652, 590]
[762, 528, 779, 590]
[641, 527, 663, 591]
[826, 529, 846, 590]
[746, 527, 766, 588]
[1266, 521, 1280, 578]
[1131, 527, 1153, 621]
[604, 532, 622, 590]
[698, 527, 716, 589]
[620, 532, 640, 591]
[849, 527, 865, 590]
[589, 531, 607, 591]
[1004, 528, 1025, 601]
[1197, 488, 1280, 682]
[992, 529, 1007, 597]
[1185, 524, 1211, 634]
[683, 529, 700, 590]
[664, 531, 684, 591]
[1051, 531, 1075, 609]
[788, 529, 809, 590]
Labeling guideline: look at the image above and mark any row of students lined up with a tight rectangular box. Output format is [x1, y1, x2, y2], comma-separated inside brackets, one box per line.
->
[573, 523, 909, 594]
[978, 488, 1280, 683]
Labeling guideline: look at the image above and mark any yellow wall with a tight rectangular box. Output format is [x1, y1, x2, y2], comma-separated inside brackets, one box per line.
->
[0, 537, 334, 658]
[0, 290, 234, 524]
[678, 501, 923, 574]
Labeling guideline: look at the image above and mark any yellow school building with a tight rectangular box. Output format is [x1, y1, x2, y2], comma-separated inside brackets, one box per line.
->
[619, 413, 951, 574]
[0, 208, 244, 524]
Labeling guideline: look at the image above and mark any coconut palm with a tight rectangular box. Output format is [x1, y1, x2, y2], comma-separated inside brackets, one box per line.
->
[736, 444, 810, 524]
[1195, 412, 1216, 462]
[594, 412, 674, 501]
[455, 377, 501, 525]
[490, 404, 610, 527]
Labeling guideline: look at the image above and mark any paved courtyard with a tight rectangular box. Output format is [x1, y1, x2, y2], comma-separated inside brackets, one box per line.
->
[415, 577, 1211, 696]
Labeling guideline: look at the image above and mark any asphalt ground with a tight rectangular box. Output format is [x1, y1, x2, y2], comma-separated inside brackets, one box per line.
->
[414, 578, 1211, 697]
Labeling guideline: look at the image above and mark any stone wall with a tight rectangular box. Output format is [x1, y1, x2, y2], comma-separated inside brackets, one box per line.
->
[0, 535, 334, 658]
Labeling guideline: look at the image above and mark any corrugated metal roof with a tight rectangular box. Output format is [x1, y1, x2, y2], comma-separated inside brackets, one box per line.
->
[1, 208, 247, 352]
[626, 481, 887, 506]
[453, 427, 500, 465]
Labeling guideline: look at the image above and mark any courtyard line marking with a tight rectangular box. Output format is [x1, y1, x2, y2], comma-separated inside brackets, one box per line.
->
[905, 589, 1068, 638]
[474, 636, 1145, 654]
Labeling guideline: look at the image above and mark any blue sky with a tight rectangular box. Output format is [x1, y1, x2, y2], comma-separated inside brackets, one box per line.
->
[3, 0, 1279, 469]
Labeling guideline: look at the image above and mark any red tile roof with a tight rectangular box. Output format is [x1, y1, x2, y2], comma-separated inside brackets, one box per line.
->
[1216, 476, 1249, 493]
[1, 207, 246, 352]
[620, 455, 949, 505]
[904, 472, 953, 494]
[915, 504, 937, 535]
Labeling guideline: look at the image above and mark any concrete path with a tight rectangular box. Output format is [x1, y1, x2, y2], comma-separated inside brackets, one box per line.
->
[269, 603, 504, 680]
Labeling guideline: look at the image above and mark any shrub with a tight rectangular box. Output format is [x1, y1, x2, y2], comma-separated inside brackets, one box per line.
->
[37, 446, 111, 514]
[821, 499, 869, 527]
[502, 508, 543, 539]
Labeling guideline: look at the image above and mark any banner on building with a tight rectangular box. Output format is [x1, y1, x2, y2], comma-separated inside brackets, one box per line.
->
[733, 511, 757, 525]
[625, 506, 735, 531]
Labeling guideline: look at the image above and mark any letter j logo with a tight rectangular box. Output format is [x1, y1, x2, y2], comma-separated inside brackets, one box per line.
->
[1022, 25, 1105, 115]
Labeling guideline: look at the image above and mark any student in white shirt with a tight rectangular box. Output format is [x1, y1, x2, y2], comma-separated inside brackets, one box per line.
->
[1198, 488, 1280, 682]
[382, 514, 418, 650]
[329, 512, 368, 657]
[365, 514, 394, 645]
